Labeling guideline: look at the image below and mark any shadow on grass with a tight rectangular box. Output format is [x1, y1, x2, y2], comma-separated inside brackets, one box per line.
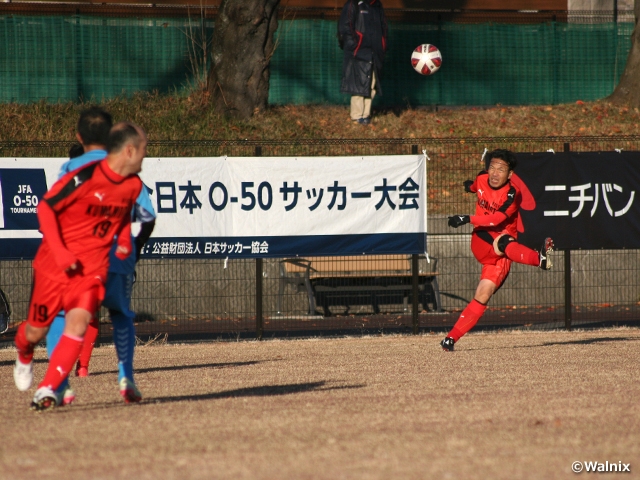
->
[149, 381, 365, 404]
[540, 336, 640, 347]
[87, 360, 266, 377]
[0, 358, 48, 367]
[55, 381, 365, 412]
[461, 336, 640, 352]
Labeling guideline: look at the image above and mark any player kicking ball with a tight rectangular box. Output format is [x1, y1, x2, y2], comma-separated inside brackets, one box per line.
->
[13, 122, 147, 411]
[441, 149, 554, 352]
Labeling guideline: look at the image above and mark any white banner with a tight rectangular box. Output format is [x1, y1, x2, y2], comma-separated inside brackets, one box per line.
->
[0, 155, 427, 258]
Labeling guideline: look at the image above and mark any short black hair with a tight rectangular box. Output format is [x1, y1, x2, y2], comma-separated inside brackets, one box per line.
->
[68, 143, 84, 159]
[106, 122, 143, 153]
[485, 149, 517, 171]
[77, 107, 112, 146]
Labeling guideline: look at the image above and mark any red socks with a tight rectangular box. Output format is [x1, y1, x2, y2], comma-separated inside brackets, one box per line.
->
[39, 334, 83, 391]
[448, 299, 487, 342]
[78, 317, 99, 369]
[504, 242, 540, 267]
[14, 322, 35, 364]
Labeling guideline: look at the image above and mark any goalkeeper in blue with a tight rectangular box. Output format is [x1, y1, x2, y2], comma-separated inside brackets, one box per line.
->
[45, 107, 156, 405]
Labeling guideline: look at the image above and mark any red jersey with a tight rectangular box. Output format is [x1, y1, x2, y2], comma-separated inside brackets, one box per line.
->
[33, 160, 142, 284]
[468, 171, 520, 245]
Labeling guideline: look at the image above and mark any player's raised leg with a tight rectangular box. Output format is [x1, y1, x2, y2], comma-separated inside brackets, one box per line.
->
[497, 235, 555, 270]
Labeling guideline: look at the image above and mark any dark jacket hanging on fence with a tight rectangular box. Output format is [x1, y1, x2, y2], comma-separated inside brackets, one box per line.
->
[338, 0, 388, 97]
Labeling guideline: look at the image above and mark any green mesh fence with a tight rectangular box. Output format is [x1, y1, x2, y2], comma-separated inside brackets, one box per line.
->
[270, 19, 633, 106]
[0, 15, 197, 102]
[0, 15, 633, 106]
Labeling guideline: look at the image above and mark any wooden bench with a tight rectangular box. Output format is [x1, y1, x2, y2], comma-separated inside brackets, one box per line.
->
[277, 255, 441, 316]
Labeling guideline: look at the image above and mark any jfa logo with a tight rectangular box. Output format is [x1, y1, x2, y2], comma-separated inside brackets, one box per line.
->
[0, 169, 48, 230]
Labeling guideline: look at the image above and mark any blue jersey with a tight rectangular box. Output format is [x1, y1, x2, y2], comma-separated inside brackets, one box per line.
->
[58, 149, 156, 275]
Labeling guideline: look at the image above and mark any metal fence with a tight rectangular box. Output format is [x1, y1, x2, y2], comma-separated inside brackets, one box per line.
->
[1, 135, 639, 344]
[0, 7, 634, 105]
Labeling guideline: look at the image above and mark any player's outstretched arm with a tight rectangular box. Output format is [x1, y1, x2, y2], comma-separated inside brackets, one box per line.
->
[448, 215, 470, 228]
[37, 201, 78, 271]
[469, 211, 508, 228]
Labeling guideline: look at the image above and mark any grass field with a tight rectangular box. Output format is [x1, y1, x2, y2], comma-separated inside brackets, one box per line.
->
[2, 328, 639, 479]
[1, 95, 639, 142]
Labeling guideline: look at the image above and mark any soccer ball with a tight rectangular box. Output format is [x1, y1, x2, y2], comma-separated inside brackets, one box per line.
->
[411, 44, 442, 76]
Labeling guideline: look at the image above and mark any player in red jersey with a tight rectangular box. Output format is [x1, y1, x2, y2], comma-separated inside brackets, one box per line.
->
[441, 149, 554, 352]
[13, 122, 148, 411]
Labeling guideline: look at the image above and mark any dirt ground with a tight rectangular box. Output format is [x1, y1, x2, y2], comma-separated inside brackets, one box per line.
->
[1, 328, 639, 480]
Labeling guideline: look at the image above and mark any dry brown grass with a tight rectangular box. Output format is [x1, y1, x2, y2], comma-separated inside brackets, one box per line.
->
[1, 95, 639, 142]
[1, 328, 639, 479]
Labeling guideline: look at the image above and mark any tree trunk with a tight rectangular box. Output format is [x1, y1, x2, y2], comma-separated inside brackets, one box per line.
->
[609, 2, 640, 105]
[207, 0, 280, 119]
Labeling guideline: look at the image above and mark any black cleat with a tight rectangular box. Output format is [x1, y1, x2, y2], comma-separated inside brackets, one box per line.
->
[0, 313, 8, 335]
[441, 337, 455, 351]
[539, 237, 554, 270]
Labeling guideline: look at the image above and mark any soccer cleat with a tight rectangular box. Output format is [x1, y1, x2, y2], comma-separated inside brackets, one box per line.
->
[119, 377, 142, 404]
[13, 358, 33, 391]
[441, 337, 455, 352]
[539, 237, 555, 270]
[76, 364, 89, 377]
[57, 386, 76, 407]
[30, 386, 57, 412]
[0, 314, 8, 335]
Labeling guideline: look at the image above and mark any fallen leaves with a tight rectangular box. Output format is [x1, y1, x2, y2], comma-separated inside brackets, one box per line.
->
[2, 97, 640, 142]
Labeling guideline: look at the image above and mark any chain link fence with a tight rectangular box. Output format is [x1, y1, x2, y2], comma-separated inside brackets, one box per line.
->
[0, 136, 639, 343]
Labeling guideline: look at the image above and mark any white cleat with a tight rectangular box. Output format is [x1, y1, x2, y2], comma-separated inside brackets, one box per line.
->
[539, 237, 554, 270]
[31, 386, 57, 412]
[119, 377, 142, 404]
[57, 386, 76, 406]
[14, 358, 33, 391]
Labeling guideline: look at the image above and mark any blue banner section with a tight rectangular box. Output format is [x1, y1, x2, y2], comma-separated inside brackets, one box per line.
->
[0, 233, 426, 260]
[143, 233, 427, 259]
[0, 238, 42, 259]
[0, 168, 48, 230]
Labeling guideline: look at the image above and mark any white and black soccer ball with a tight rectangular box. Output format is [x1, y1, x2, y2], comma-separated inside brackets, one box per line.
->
[410, 44, 442, 76]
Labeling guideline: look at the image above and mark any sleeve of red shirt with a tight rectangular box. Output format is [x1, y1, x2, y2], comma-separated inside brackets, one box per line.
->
[114, 220, 132, 260]
[470, 211, 508, 227]
[37, 200, 78, 271]
[114, 180, 142, 260]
